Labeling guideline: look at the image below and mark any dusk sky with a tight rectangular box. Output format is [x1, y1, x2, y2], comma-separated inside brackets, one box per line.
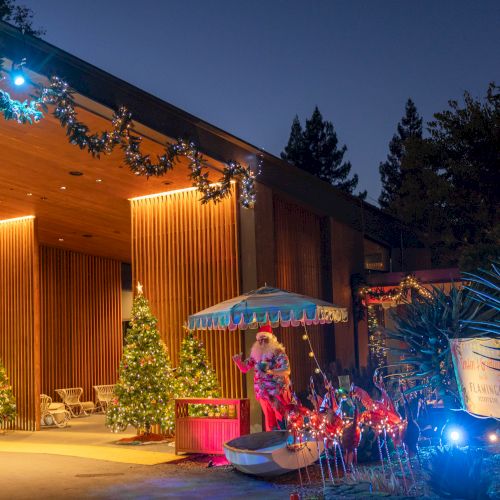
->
[22, 0, 499, 204]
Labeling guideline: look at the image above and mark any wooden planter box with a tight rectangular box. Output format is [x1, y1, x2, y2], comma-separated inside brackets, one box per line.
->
[175, 398, 250, 455]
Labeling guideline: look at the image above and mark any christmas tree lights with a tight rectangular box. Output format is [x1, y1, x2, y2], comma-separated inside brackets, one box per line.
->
[0, 358, 16, 428]
[177, 328, 221, 416]
[106, 284, 178, 435]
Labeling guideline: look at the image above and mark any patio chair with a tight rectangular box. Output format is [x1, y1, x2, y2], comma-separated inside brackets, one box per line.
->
[40, 394, 70, 428]
[55, 387, 95, 417]
[93, 384, 116, 413]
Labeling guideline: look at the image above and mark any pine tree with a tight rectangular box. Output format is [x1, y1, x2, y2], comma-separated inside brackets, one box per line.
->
[177, 329, 221, 416]
[281, 107, 361, 195]
[379, 98, 423, 211]
[427, 83, 499, 270]
[0, 0, 45, 36]
[281, 115, 305, 167]
[106, 285, 178, 435]
[0, 358, 16, 428]
[385, 85, 499, 269]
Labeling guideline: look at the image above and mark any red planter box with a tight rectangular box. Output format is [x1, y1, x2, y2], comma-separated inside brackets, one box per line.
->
[175, 398, 250, 455]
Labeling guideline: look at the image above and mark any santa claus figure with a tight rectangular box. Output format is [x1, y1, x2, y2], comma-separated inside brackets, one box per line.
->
[233, 325, 292, 431]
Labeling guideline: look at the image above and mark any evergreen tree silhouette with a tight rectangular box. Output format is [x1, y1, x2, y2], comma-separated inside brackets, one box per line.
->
[379, 98, 423, 211]
[282, 107, 361, 195]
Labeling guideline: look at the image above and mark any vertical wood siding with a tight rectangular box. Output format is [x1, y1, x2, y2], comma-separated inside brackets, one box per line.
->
[273, 196, 330, 394]
[131, 188, 243, 397]
[0, 217, 39, 430]
[40, 246, 122, 403]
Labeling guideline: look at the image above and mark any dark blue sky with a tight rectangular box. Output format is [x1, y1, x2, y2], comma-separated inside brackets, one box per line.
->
[22, 0, 499, 203]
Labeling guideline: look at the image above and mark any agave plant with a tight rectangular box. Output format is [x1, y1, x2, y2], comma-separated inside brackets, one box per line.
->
[462, 262, 500, 337]
[384, 287, 458, 400]
[383, 273, 497, 400]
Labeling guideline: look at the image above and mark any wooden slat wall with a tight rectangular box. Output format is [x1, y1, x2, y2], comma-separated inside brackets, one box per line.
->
[131, 188, 243, 397]
[40, 246, 122, 402]
[0, 217, 40, 431]
[273, 196, 328, 394]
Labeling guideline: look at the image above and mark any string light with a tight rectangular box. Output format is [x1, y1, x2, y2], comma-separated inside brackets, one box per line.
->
[299, 324, 327, 380]
[367, 305, 386, 369]
[359, 274, 432, 304]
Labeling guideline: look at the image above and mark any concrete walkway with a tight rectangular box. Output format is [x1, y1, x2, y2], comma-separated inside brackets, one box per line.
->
[0, 415, 301, 498]
[0, 452, 295, 499]
[0, 415, 179, 465]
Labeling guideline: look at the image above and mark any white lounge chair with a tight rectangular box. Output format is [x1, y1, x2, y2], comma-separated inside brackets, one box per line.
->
[55, 387, 95, 417]
[93, 384, 116, 413]
[40, 394, 70, 428]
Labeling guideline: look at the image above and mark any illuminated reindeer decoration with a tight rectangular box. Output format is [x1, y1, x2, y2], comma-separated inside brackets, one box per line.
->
[285, 371, 417, 492]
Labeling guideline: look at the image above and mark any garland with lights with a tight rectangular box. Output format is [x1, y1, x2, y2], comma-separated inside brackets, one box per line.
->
[0, 86, 41, 122]
[367, 305, 386, 369]
[359, 275, 432, 304]
[0, 72, 259, 207]
[357, 275, 431, 369]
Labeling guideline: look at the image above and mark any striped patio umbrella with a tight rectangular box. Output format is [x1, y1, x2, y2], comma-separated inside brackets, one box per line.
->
[188, 286, 348, 331]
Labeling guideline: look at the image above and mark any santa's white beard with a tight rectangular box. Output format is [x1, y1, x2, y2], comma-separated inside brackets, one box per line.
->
[250, 339, 282, 362]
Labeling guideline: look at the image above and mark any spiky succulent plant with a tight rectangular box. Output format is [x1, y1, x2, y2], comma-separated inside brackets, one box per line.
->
[384, 264, 498, 400]
[462, 262, 500, 336]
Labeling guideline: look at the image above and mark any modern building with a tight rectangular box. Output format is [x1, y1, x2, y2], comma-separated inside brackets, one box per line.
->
[0, 21, 430, 431]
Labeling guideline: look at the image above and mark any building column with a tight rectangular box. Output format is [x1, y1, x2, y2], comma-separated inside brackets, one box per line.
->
[0, 216, 40, 431]
[330, 219, 368, 371]
[238, 182, 275, 432]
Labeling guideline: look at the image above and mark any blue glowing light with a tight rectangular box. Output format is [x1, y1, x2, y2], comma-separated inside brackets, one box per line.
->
[447, 427, 464, 445]
[13, 74, 25, 86]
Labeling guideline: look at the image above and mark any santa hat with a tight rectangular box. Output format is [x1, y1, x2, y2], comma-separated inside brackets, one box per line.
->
[258, 324, 273, 334]
[256, 324, 276, 340]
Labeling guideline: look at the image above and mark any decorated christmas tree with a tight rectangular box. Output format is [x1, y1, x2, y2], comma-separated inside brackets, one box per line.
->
[106, 284, 178, 436]
[0, 358, 16, 428]
[177, 328, 221, 416]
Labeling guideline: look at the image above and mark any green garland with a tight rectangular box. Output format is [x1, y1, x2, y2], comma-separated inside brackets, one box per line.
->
[0, 86, 42, 123]
[0, 75, 259, 207]
[367, 304, 386, 369]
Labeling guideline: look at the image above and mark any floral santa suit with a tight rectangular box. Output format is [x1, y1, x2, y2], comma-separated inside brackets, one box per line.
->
[235, 348, 292, 431]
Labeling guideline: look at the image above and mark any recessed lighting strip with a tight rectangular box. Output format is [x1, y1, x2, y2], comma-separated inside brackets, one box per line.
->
[129, 181, 235, 202]
[0, 215, 35, 224]
[129, 186, 198, 201]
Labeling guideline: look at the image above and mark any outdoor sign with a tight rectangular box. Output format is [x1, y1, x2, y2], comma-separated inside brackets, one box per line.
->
[450, 337, 500, 418]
